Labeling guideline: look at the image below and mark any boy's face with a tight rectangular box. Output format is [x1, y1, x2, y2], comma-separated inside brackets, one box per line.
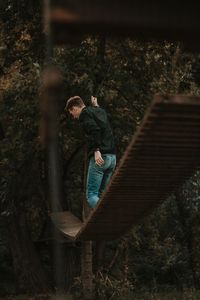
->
[69, 106, 81, 119]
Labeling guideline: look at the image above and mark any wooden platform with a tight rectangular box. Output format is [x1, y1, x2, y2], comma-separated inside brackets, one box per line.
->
[51, 95, 200, 241]
[51, 211, 82, 239]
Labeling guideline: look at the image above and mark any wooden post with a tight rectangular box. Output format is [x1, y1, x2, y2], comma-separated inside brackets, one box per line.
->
[81, 146, 94, 299]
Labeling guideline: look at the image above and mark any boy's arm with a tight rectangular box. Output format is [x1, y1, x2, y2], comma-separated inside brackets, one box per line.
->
[94, 150, 104, 166]
[91, 96, 99, 107]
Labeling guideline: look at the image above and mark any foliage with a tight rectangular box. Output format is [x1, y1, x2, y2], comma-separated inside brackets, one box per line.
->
[0, 61, 46, 235]
[1, 0, 200, 297]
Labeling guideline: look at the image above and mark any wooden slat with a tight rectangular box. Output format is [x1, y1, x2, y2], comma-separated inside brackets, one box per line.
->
[51, 95, 200, 241]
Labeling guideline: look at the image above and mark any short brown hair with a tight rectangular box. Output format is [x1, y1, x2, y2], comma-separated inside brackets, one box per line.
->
[65, 96, 84, 111]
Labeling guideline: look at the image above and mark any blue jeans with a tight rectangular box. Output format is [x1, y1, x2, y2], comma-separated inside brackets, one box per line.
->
[86, 154, 116, 208]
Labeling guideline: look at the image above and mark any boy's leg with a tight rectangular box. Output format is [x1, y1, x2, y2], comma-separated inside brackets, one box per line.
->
[98, 169, 114, 198]
[86, 157, 104, 208]
[98, 154, 116, 198]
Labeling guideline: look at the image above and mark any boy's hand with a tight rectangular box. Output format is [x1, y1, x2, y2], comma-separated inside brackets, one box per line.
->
[91, 96, 99, 107]
[95, 150, 104, 166]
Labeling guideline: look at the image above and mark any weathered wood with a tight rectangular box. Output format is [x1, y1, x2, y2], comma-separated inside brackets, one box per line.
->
[51, 211, 82, 239]
[51, 95, 200, 241]
[50, 0, 200, 50]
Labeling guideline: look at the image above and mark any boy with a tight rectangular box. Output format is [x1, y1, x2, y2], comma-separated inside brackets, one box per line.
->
[66, 96, 116, 208]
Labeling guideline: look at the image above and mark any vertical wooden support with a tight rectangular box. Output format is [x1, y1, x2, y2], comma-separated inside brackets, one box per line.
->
[40, 66, 63, 212]
[81, 146, 94, 299]
[40, 66, 66, 292]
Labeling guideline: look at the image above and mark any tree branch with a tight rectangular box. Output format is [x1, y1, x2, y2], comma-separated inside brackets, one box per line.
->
[104, 83, 144, 117]
[63, 143, 85, 178]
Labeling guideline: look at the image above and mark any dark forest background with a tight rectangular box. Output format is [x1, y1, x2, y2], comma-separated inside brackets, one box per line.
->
[0, 1, 200, 299]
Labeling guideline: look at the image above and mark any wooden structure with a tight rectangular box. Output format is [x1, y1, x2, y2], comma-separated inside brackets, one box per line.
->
[51, 95, 200, 241]
[50, 0, 200, 50]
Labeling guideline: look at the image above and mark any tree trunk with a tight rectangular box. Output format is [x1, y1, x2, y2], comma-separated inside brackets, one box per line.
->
[190, 223, 200, 288]
[93, 36, 106, 97]
[175, 192, 199, 288]
[6, 212, 49, 294]
[94, 241, 106, 274]
[81, 241, 94, 300]
[64, 244, 81, 291]
[80, 37, 107, 299]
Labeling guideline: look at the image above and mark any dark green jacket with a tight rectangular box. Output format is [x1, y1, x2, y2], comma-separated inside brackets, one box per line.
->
[79, 106, 115, 157]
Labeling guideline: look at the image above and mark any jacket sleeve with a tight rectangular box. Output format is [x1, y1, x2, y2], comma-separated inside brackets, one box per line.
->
[80, 111, 101, 150]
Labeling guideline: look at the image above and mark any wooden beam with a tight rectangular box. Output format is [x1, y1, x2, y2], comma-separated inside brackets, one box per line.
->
[50, 0, 200, 49]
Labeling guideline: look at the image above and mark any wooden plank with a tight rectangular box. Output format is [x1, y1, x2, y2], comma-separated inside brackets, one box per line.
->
[151, 107, 200, 114]
[131, 151, 199, 158]
[138, 132, 200, 138]
[134, 143, 200, 148]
